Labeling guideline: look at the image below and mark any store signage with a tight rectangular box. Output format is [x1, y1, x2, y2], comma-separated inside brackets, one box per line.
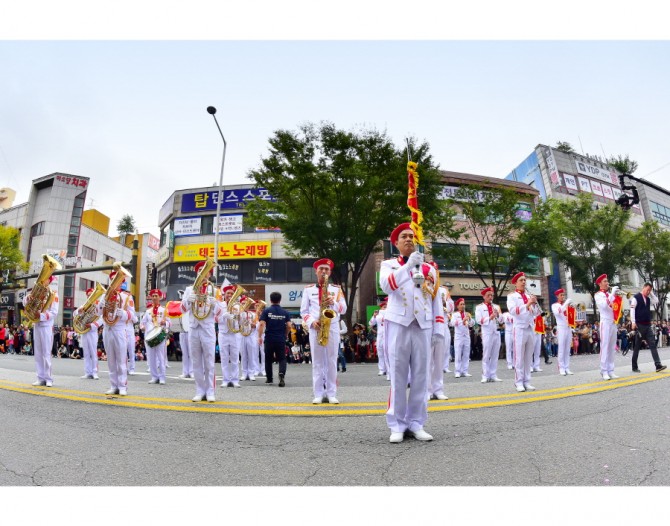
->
[181, 188, 275, 213]
[173, 217, 202, 236]
[575, 159, 618, 185]
[173, 241, 272, 262]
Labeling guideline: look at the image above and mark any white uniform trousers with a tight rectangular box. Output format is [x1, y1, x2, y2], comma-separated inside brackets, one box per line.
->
[218, 331, 239, 384]
[125, 325, 136, 373]
[257, 340, 265, 375]
[454, 334, 470, 375]
[386, 319, 431, 433]
[428, 336, 446, 396]
[377, 337, 388, 374]
[240, 334, 259, 378]
[481, 328, 501, 380]
[81, 329, 99, 377]
[179, 331, 192, 377]
[557, 326, 572, 373]
[599, 320, 617, 375]
[189, 325, 216, 398]
[505, 330, 514, 368]
[33, 324, 54, 384]
[513, 325, 535, 388]
[442, 328, 452, 372]
[147, 340, 167, 382]
[532, 332, 542, 368]
[308, 327, 339, 398]
[104, 327, 128, 391]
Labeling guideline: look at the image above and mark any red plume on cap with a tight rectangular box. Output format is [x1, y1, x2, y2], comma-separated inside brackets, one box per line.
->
[554, 288, 565, 296]
[480, 287, 493, 296]
[390, 222, 412, 245]
[511, 272, 525, 285]
[313, 258, 334, 270]
[595, 274, 607, 285]
[455, 298, 465, 306]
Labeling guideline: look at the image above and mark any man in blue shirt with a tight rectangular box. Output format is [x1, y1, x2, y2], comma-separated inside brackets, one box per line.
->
[258, 292, 292, 387]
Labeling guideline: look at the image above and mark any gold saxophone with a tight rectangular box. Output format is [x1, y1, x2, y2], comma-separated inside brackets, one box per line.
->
[102, 263, 132, 326]
[192, 258, 216, 320]
[73, 282, 106, 334]
[24, 254, 62, 323]
[317, 273, 336, 346]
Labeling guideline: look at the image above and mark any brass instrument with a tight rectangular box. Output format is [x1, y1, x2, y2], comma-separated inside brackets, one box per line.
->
[317, 273, 336, 346]
[73, 282, 106, 334]
[102, 263, 132, 326]
[614, 289, 633, 299]
[239, 298, 257, 337]
[192, 258, 216, 320]
[24, 254, 62, 323]
[226, 284, 248, 333]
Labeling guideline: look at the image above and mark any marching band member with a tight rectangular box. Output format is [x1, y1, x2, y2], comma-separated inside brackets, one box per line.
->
[427, 262, 448, 399]
[75, 287, 101, 380]
[97, 269, 135, 396]
[551, 289, 574, 376]
[500, 309, 515, 370]
[182, 260, 224, 402]
[369, 302, 388, 377]
[23, 275, 59, 387]
[178, 302, 193, 379]
[142, 289, 170, 385]
[300, 258, 347, 405]
[594, 274, 620, 380]
[239, 297, 259, 381]
[380, 223, 444, 443]
[531, 325, 544, 373]
[507, 272, 541, 392]
[450, 298, 473, 378]
[440, 285, 454, 373]
[475, 287, 503, 383]
[217, 285, 241, 388]
[122, 281, 139, 376]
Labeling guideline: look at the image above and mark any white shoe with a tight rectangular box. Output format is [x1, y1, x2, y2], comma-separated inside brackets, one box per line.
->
[609, 373, 620, 379]
[159, 379, 166, 385]
[232, 382, 241, 388]
[179, 374, 187, 379]
[378, 371, 384, 376]
[45, 381, 53, 387]
[435, 393, 448, 400]
[516, 385, 526, 392]
[240, 376, 247, 381]
[312, 397, 322, 404]
[206, 394, 215, 402]
[32, 380, 46, 386]
[454, 373, 461, 378]
[80, 375, 91, 379]
[533, 367, 543, 372]
[249, 375, 256, 381]
[389, 432, 404, 443]
[560, 370, 567, 376]
[328, 397, 339, 404]
[192, 395, 205, 402]
[481, 377, 488, 383]
[524, 384, 536, 391]
[463, 372, 472, 377]
[386, 375, 391, 381]
[507, 365, 514, 370]
[491, 377, 503, 382]
[128, 371, 136, 376]
[148, 379, 159, 384]
[566, 370, 574, 375]
[105, 388, 119, 395]
[118, 389, 127, 396]
[93, 375, 99, 380]
[410, 429, 433, 441]
[602, 373, 611, 380]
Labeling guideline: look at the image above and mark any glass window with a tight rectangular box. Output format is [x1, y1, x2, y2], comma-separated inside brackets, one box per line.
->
[79, 278, 95, 291]
[81, 245, 97, 262]
[201, 216, 214, 234]
[241, 261, 255, 283]
[432, 242, 472, 272]
[67, 245, 77, 257]
[286, 260, 301, 282]
[30, 221, 45, 237]
[272, 260, 286, 282]
[650, 200, 670, 226]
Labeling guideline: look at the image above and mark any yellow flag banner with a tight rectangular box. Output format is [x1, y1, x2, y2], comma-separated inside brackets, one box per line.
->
[406, 161, 424, 246]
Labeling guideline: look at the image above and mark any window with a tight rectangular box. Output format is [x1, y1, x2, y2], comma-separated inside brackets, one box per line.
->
[431, 243, 472, 272]
[651, 201, 670, 226]
[81, 245, 97, 262]
[31, 221, 45, 237]
[79, 278, 95, 291]
[201, 215, 214, 234]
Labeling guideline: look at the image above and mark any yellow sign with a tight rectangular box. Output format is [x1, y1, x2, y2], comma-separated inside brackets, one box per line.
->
[173, 241, 272, 262]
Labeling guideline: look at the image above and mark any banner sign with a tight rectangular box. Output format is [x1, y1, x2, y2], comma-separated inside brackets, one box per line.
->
[173, 217, 202, 237]
[181, 188, 275, 213]
[213, 215, 243, 234]
[173, 241, 272, 262]
[575, 159, 619, 185]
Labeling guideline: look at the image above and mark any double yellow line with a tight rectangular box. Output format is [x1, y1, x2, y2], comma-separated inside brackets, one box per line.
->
[0, 372, 666, 416]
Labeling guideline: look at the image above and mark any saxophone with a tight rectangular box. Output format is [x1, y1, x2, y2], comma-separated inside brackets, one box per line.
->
[192, 258, 216, 320]
[317, 274, 336, 346]
[24, 254, 62, 323]
[102, 263, 132, 326]
[73, 282, 106, 334]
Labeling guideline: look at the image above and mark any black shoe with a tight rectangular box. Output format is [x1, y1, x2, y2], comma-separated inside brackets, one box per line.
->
[265, 379, 273, 384]
[342, 368, 346, 372]
[279, 374, 285, 387]
[632, 369, 641, 373]
[545, 360, 552, 365]
[657, 365, 667, 372]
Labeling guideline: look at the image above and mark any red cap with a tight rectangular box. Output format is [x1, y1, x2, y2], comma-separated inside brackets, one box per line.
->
[313, 258, 334, 270]
[222, 285, 236, 294]
[455, 298, 465, 306]
[511, 272, 525, 285]
[390, 222, 412, 245]
[595, 274, 607, 285]
[480, 287, 493, 296]
[149, 289, 163, 298]
[194, 260, 213, 275]
[554, 288, 565, 296]
[85, 288, 94, 295]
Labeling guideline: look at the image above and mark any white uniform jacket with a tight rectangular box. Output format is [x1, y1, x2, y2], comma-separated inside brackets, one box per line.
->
[552, 301, 571, 329]
[379, 257, 445, 337]
[97, 291, 135, 330]
[506, 291, 541, 329]
[141, 306, 171, 335]
[594, 290, 616, 322]
[300, 283, 347, 332]
[181, 285, 223, 329]
[501, 312, 514, 332]
[475, 302, 501, 333]
[438, 286, 454, 325]
[450, 310, 473, 337]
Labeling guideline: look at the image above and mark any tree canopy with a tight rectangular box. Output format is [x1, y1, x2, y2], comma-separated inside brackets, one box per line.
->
[630, 220, 670, 319]
[116, 214, 137, 235]
[0, 225, 28, 292]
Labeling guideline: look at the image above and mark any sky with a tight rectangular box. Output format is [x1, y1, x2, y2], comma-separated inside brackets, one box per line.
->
[2, 3, 670, 239]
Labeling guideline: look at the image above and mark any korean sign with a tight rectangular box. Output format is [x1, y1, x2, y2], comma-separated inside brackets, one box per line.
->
[173, 241, 272, 262]
[181, 188, 275, 213]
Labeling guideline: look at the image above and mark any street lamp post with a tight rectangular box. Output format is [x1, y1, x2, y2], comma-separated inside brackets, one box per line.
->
[206, 106, 227, 284]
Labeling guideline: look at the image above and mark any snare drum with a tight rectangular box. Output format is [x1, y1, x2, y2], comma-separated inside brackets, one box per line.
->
[145, 326, 168, 348]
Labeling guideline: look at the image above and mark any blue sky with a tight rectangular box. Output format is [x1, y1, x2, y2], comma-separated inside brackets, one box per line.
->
[2, 7, 670, 237]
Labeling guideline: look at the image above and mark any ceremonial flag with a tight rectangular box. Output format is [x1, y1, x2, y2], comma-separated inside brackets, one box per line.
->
[567, 305, 576, 328]
[534, 314, 545, 334]
[612, 295, 623, 324]
[406, 161, 424, 246]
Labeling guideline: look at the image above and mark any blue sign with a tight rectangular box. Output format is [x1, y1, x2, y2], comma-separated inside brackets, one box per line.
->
[181, 188, 275, 213]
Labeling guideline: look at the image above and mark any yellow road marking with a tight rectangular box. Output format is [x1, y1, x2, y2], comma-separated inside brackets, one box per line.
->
[0, 372, 666, 416]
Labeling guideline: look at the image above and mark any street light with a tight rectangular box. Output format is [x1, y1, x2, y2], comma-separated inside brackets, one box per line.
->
[206, 105, 227, 284]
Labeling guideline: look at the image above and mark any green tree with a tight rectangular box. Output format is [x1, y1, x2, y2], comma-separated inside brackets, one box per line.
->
[0, 225, 28, 292]
[555, 141, 575, 153]
[116, 214, 137, 235]
[245, 121, 454, 330]
[545, 193, 635, 319]
[608, 154, 638, 175]
[430, 185, 554, 303]
[629, 220, 670, 320]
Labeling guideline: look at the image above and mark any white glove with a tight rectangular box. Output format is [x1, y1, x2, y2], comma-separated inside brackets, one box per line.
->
[39, 313, 48, 322]
[431, 334, 444, 346]
[610, 286, 619, 296]
[407, 251, 424, 268]
[564, 298, 572, 306]
[115, 308, 126, 319]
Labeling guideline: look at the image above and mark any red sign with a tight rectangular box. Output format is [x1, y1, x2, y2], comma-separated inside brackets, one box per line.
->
[64, 297, 74, 309]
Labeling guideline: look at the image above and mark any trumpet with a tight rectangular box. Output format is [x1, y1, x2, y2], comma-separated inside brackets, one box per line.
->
[614, 289, 633, 299]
